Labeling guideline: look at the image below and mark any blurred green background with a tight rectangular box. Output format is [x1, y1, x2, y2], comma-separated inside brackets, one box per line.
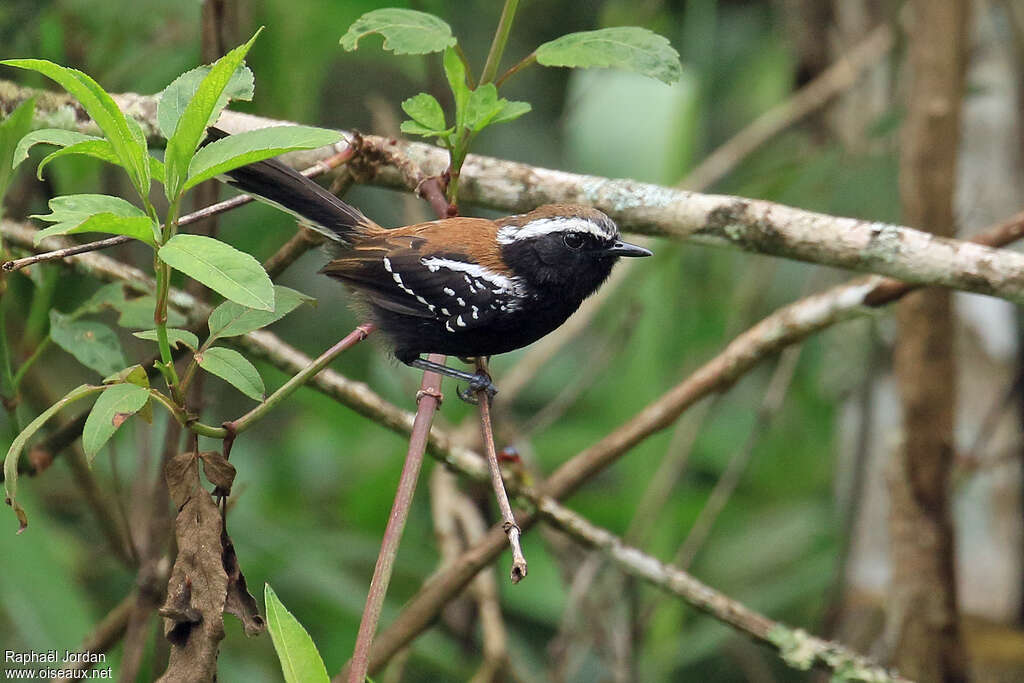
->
[0, 0, 910, 681]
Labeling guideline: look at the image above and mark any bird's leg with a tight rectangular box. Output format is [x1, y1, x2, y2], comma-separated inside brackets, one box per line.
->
[406, 357, 497, 404]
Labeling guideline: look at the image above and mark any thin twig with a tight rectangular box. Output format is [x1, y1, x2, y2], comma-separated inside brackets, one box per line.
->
[475, 358, 527, 583]
[347, 355, 444, 683]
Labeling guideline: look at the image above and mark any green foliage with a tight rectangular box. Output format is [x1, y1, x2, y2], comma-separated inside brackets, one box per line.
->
[207, 285, 314, 341]
[339, 8, 455, 55]
[48, 310, 126, 376]
[0, 59, 152, 199]
[198, 346, 265, 400]
[158, 234, 275, 310]
[265, 583, 331, 683]
[157, 64, 255, 139]
[535, 27, 682, 84]
[184, 125, 341, 192]
[342, 6, 679, 202]
[81, 382, 149, 461]
[133, 328, 200, 350]
[30, 193, 156, 245]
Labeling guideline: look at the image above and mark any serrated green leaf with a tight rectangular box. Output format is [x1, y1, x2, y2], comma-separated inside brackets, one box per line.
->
[35, 139, 122, 180]
[158, 64, 254, 140]
[132, 328, 199, 350]
[34, 212, 156, 246]
[4, 384, 104, 530]
[82, 383, 149, 461]
[32, 193, 146, 223]
[49, 310, 127, 376]
[340, 9, 455, 55]
[207, 285, 313, 341]
[265, 584, 330, 683]
[158, 234, 274, 311]
[184, 125, 342, 192]
[198, 346, 264, 400]
[535, 27, 682, 85]
[0, 98, 36, 204]
[163, 30, 262, 201]
[491, 99, 532, 125]
[401, 93, 446, 131]
[113, 296, 186, 329]
[12, 128, 97, 169]
[0, 59, 150, 194]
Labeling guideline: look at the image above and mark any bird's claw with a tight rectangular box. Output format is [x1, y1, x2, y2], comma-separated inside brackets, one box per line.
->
[457, 373, 498, 405]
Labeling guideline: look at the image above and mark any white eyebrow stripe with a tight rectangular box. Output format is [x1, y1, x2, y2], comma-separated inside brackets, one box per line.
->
[420, 257, 522, 293]
[496, 217, 614, 245]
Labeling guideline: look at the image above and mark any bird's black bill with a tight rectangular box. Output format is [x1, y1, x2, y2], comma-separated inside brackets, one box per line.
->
[606, 240, 653, 257]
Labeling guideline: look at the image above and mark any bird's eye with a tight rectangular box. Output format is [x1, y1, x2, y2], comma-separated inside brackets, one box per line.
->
[562, 233, 585, 250]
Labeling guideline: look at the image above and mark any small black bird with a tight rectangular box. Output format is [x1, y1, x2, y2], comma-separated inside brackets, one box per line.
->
[210, 128, 652, 397]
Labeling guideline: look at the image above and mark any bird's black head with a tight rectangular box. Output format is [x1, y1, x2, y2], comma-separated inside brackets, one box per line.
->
[495, 204, 651, 298]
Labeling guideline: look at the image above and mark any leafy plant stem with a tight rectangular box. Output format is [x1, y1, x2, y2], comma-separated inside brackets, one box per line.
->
[480, 0, 520, 84]
[154, 203, 183, 400]
[0, 296, 21, 432]
[224, 323, 375, 436]
[446, 129, 473, 204]
[494, 52, 537, 88]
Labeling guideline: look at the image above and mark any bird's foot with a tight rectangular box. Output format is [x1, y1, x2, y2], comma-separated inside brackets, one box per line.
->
[458, 372, 497, 405]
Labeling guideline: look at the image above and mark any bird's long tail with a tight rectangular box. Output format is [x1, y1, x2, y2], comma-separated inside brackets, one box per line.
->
[204, 127, 378, 243]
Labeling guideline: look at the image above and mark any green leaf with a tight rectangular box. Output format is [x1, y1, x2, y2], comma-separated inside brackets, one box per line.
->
[4, 384, 105, 530]
[399, 120, 453, 139]
[113, 295, 187, 329]
[31, 193, 155, 246]
[535, 27, 682, 85]
[32, 193, 146, 224]
[35, 139, 122, 180]
[158, 234, 274, 311]
[207, 285, 313, 341]
[12, 128, 98, 169]
[184, 125, 342, 192]
[0, 98, 35, 204]
[265, 584, 330, 683]
[340, 9, 455, 55]
[34, 212, 157, 246]
[163, 29, 262, 201]
[133, 328, 199, 351]
[49, 310, 127, 376]
[1, 59, 150, 194]
[491, 99, 532, 125]
[443, 47, 470, 130]
[198, 346, 264, 401]
[401, 93, 446, 132]
[462, 85, 531, 134]
[82, 383, 149, 461]
[158, 64, 254, 140]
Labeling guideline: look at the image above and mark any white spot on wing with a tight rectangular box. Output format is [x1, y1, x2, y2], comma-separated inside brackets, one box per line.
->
[419, 257, 524, 295]
[456, 315, 466, 328]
